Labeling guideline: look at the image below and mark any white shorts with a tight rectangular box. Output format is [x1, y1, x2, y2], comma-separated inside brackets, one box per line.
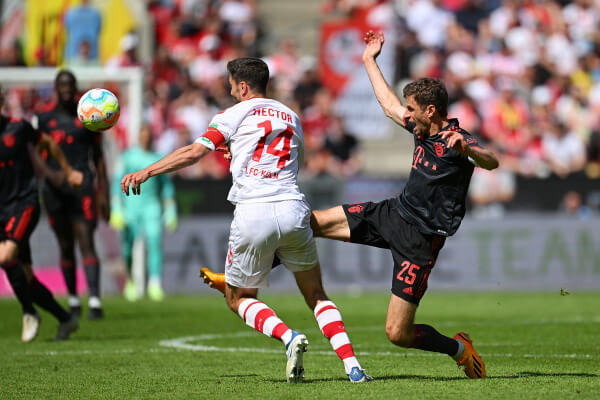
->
[225, 199, 318, 288]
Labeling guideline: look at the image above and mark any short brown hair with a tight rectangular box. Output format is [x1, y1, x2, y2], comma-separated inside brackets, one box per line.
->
[227, 57, 269, 94]
[403, 78, 448, 118]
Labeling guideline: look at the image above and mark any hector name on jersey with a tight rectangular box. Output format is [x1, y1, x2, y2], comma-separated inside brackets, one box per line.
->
[396, 118, 482, 237]
[196, 98, 305, 204]
[0, 117, 41, 208]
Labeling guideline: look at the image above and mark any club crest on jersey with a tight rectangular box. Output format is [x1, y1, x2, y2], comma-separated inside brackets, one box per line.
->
[434, 142, 445, 157]
[2, 133, 15, 148]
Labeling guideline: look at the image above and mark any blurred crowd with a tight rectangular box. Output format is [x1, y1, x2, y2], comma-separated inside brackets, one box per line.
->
[1, 0, 599, 212]
[326, 0, 600, 215]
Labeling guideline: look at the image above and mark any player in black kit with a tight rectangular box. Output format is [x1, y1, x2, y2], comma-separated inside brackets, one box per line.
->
[0, 87, 83, 341]
[310, 31, 499, 379]
[34, 70, 110, 320]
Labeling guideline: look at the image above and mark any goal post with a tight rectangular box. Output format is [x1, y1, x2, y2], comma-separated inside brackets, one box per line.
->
[0, 66, 144, 146]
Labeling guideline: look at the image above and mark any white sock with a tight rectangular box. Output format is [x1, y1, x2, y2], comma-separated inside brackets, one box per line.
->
[89, 296, 102, 309]
[68, 296, 80, 307]
[237, 298, 293, 347]
[314, 300, 361, 374]
[452, 339, 465, 360]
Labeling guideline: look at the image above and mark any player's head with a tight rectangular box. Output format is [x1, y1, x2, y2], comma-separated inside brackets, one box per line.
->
[226, 57, 269, 102]
[402, 78, 448, 135]
[138, 124, 153, 151]
[55, 69, 78, 105]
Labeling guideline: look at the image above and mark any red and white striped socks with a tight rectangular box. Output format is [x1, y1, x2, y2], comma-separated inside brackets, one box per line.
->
[314, 300, 361, 374]
[237, 298, 293, 346]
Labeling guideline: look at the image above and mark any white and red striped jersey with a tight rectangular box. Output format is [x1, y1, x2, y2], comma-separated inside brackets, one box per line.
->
[195, 97, 305, 204]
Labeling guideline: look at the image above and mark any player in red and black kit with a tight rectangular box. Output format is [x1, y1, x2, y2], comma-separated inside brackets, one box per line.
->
[0, 87, 83, 341]
[310, 31, 499, 379]
[34, 70, 110, 320]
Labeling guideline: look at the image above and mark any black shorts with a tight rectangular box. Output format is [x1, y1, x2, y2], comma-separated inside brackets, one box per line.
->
[342, 198, 445, 305]
[42, 181, 97, 224]
[1, 202, 40, 265]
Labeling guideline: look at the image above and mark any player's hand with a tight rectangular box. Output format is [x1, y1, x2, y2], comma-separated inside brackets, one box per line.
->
[121, 170, 150, 196]
[362, 30, 384, 61]
[215, 144, 232, 161]
[66, 168, 84, 189]
[440, 130, 469, 155]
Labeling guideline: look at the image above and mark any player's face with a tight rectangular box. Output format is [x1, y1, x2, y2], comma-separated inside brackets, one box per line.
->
[405, 95, 432, 135]
[229, 76, 242, 102]
[56, 74, 77, 104]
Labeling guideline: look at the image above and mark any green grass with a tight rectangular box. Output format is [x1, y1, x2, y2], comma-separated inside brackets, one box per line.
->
[1, 292, 599, 399]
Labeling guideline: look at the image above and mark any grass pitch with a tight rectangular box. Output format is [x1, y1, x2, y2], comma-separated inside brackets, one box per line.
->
[1, 291, 599, 399]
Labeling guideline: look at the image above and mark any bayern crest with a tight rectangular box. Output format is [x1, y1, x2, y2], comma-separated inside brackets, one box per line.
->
[434, 142, 445, 157]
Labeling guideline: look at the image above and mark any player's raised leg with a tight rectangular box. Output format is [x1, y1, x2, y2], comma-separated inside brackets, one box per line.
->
[310, 206, 351, 241]
[293, 263, 371, 383]
[385, 294, 485, 378]
[225, 285, 308, 383]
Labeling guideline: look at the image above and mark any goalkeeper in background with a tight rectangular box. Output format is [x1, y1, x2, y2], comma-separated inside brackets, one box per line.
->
[110, 125, 177, 301]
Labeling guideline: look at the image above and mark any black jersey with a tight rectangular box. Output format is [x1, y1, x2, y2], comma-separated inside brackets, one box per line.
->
[0, 116, 41, 208]
[36, 106, 101, 180]
[396, 118, 481, 237]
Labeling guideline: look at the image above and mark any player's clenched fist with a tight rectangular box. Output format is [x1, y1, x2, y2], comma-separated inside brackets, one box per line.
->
[121, 169, 150, 196]
[362, 30, 385, 61]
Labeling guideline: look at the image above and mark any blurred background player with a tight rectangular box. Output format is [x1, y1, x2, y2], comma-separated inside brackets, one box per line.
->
[121, 58, 371, 383]
[110, 124, 178, 301]
[0, 87, 82, 341]
[33, 70, 110, 320]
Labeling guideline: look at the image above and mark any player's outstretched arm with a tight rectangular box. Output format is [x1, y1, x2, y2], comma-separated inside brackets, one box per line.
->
[37, 133, 84, 188]
[362, 30, 407, 127]
[440, 131, 499, 170]
[121, 142, 211, 196]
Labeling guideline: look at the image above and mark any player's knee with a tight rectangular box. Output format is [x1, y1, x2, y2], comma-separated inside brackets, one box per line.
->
[385, 324, 413, 347]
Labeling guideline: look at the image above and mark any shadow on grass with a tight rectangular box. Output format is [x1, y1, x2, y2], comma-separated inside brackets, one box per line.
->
[268, 371, 599, 383]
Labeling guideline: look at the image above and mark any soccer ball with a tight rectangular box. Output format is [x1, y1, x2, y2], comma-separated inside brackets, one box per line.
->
[77, 88, 120, 132]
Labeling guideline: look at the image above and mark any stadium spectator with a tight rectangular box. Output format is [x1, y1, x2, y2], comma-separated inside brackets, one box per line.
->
[541, 120, 586, 177]
[63, 0, 101, 63]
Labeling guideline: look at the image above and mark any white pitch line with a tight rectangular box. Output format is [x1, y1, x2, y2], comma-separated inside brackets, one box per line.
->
[158, 334, 599, 359]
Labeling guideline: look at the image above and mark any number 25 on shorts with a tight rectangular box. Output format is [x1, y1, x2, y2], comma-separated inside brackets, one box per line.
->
[396, 261, 420, 285]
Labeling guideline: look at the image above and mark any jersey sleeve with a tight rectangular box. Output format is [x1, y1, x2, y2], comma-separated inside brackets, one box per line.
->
[194, 107, 243, 150]
[461, 130, 482, 149]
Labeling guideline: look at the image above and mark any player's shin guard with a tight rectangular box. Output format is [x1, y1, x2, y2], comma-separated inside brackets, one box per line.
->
[83, 257, 100, 299]
[237, 298, 293, 346]
[2, 260, 36, 315]
[314, 300, 361, 374]
[410, 324, 459, 356]
[30, 277, 70, 323]
[60, 259, 77, 296]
